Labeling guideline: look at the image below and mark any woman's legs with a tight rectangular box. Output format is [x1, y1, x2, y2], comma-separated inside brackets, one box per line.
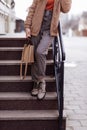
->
[31, 31, 54, 99]
[31, 31, 54, 81]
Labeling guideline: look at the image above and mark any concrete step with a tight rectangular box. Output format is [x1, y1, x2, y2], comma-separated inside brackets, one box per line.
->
[0, 60, 54, 76]
[0, 76, 56, 92]
[0, 59, 53, 65]
[0, 47, 53, 60]
[0, 47, 23, 51]
[0, 38, 26, 47]
[0, 47, 52, 51]
[0, 76, 55, 82]
[0, 110, 59, 120]
[0, 38, 66, 130]
[0, 92, 57, 110]
[0, 110, 66, 130]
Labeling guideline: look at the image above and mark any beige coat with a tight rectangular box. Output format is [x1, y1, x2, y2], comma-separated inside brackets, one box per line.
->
[25, 0, 72, 36]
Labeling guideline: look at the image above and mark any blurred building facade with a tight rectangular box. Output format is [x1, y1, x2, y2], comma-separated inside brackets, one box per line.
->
[79, 12, 87, 36]
[0, 0, 15, 34]
[60, 13, 69, 35]
[61, 11, 87, 37]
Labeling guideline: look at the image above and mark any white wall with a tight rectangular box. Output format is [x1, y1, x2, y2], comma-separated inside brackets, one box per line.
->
[0, 0, 16, 34]
[0, 15, 5, 34]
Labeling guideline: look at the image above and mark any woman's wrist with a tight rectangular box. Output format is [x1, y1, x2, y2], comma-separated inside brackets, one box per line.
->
[25, 28, 31, 38]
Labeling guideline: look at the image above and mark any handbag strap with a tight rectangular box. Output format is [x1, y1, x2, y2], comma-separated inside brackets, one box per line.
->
[20, 38, 33, 80]
[20, 62, 23, 79]
[23, 44, 31, 79]
[20, 62, 28, 79]
[20, 44, 29, 79]
[23, 63, 28, 79]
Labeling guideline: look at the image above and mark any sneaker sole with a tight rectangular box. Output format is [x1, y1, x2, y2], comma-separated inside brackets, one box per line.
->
[37, 92, 46, 100]
[31, 92, 38, 97]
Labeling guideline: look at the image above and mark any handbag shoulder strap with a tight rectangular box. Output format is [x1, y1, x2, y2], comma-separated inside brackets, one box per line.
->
[23, 63, 28, 79]
[20, 44, 28, 79]
[20, 62, 28, 79]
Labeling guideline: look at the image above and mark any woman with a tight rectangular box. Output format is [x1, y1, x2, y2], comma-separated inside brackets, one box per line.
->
[25, 0, 71, 100]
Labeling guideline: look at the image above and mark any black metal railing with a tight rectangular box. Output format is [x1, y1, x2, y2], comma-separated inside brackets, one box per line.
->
[53, 22, 65, 129]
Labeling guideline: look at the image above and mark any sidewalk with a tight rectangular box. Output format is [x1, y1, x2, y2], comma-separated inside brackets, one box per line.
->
[64, 37, 87, 130]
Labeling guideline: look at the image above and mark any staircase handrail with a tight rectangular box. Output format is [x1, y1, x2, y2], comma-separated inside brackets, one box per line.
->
[53, 21, 65, 129]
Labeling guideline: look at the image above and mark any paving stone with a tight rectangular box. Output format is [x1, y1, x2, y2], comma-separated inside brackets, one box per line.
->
[64, 105, 80, 110]
[65, 97, 75, 101]
[66, 120, 81, 127]
[67, 115, 87, 120]
[73, 127, 87, 130]
[79, 104, 87, 109]
[64, 94, 80, 98]
[80, 120, 87, 126]
[64, 110, 75, 115]
[66, 126, 74, 130]
[68, 101, 85, 105]
[74, 109, 87, 114]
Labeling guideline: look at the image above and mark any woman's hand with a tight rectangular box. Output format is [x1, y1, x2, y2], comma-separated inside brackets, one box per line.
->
[25, 28, 31, 38]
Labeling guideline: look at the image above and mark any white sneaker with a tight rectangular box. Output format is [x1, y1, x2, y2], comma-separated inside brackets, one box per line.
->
[31, 82, 39, 96]
[37, 81, 46, 100]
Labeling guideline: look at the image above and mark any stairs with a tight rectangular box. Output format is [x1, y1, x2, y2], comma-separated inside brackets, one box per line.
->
[0, 38, 66, 130]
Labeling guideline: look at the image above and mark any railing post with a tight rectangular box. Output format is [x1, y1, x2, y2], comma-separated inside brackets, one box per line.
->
[53, 22, 65, 130]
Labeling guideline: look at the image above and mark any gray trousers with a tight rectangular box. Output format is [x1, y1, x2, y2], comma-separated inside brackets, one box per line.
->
[31, 10, 54, 82]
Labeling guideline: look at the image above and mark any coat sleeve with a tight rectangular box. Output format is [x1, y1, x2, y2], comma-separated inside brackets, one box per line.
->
[60, 0, 72, 13]
[24, 0, 38, 29]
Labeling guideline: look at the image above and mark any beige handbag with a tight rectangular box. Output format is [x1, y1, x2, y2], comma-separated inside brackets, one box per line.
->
[20, 40, 34, 79]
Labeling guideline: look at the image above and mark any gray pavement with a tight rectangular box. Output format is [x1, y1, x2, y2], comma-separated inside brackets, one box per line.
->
[64, 36, 87, 130]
